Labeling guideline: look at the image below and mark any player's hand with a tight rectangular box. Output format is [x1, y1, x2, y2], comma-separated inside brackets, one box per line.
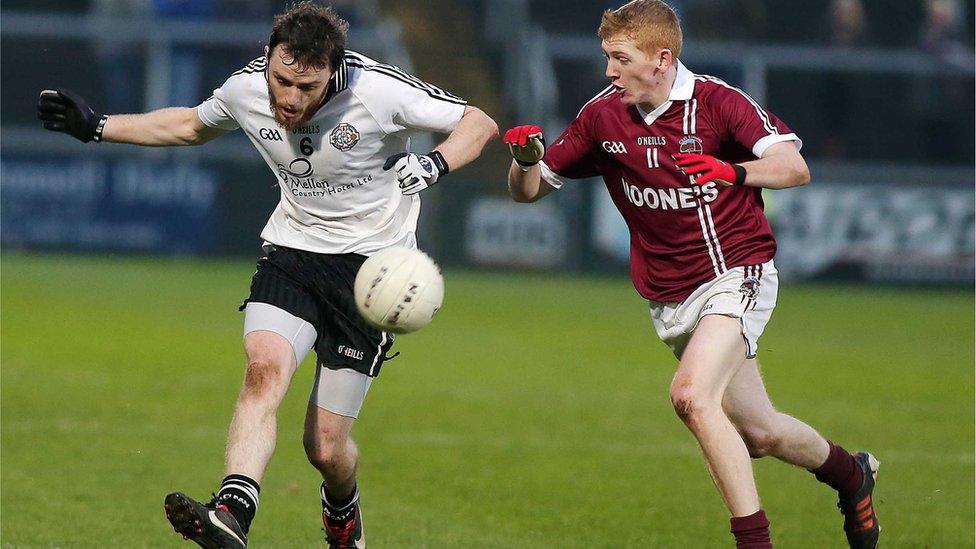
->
[503, 125, 546, 167]
[383, 152, 440, 195]
[673, 153, 746, 186]
[37, 89, 107, 143]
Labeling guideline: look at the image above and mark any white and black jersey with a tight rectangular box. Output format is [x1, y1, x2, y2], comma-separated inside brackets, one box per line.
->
[197, 50, 467, 255]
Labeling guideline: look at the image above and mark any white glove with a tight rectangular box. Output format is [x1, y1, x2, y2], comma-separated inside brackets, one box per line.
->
[383, 152, 448, 195]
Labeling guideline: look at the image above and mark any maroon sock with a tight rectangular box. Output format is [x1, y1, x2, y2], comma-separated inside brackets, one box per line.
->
[810, 441, 863, 497]
[730, 509, 772, 548]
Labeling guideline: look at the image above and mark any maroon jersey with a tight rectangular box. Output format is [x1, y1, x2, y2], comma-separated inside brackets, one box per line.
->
[541, 61, 801, 302]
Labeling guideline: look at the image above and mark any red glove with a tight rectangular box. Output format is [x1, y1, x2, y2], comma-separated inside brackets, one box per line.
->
[503, 125, 546, 167]
[673, 153, 746, 186]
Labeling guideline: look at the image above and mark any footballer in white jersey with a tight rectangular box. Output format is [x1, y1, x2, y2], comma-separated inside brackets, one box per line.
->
[197, 50, 468, 256]
[37, 3, 498, 548]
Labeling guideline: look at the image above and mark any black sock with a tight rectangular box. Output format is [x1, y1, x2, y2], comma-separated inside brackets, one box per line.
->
[320, 481, 357, 510]
[216, 474, 260, 534]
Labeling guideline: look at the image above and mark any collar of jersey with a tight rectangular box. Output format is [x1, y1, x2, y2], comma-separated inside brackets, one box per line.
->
[322, 55, 350, 104]
[635, 60, 694, 125]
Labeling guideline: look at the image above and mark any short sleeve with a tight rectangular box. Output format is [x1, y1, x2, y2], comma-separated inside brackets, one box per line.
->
[716, 86, 801, 158]
[386, 75, 467, 134]
[541, 110, 602, 185]
[197, 83, 240, 131]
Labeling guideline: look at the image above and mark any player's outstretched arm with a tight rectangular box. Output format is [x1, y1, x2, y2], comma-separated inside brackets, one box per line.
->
[37, 89, 227, 147]
[503, 125, 554, 203]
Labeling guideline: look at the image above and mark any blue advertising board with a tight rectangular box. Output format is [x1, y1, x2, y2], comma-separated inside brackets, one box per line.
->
[1, 155, 218, 253]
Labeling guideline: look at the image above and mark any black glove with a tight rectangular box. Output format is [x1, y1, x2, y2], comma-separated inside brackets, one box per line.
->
[37, 89, 107, 143]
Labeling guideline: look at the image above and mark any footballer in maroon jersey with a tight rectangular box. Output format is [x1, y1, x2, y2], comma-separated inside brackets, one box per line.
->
[504, 2, 879, 548]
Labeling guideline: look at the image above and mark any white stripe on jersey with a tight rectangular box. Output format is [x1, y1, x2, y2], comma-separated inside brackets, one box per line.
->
[682, 100, 689, 134]
[702, 203, 727, 272]
[696, 199, 723, 278]
[577, 85, 616, 118]
[694, 75, 777, 135]
[684, 99, 726, 276]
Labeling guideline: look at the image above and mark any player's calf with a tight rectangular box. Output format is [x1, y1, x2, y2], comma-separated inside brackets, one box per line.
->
[738, 425, 783, 458]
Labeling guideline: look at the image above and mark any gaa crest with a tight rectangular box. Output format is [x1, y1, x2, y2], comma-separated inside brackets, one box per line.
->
[329, 123, 360, 151]
[738, 276, 761, 300]
[679, 135, 704, 154]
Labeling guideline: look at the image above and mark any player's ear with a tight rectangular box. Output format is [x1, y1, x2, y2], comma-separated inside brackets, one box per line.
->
[654, 48, 675, 72]
[264, 45, 270, 59]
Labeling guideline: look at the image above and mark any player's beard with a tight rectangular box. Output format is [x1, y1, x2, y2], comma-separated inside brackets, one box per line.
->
[267, 86, 325, 132]
[268, 94, 304, 132]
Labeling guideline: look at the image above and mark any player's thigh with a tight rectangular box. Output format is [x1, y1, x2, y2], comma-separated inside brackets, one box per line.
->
[307, 365, 373, 422]
[673, 314, 749, 402]
[721, 358, 777, 427]
[243, 302, 316, 366]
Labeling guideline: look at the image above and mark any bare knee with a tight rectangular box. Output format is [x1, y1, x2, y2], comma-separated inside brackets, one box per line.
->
[304, 435, 355, 474]
[669, 376, 720, 431]
[240, 359, 285, 402]
[240, 331, 295, 401]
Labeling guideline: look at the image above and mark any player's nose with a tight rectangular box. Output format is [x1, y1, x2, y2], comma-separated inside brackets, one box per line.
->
[283, 88, 301, 105]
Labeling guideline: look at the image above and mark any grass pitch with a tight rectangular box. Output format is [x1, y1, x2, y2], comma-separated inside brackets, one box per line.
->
[2, 253, 973, 548]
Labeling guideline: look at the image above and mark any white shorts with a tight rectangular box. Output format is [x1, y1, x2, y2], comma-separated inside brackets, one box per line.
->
[649, 260, 778, 359]
[243, 302, 373, 418]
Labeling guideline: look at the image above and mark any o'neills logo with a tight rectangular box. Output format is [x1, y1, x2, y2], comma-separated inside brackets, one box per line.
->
[292, 124, 320, 135]
[621, 177, 718, 210]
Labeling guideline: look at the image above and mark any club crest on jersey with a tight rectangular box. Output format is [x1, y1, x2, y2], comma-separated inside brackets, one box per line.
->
[738, 276, 761, 300]
[679, 136, 704, 154]
[330, 123, 360, 152]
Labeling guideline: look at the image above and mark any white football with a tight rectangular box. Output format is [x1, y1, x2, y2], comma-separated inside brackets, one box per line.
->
[354, 247, 444, 334]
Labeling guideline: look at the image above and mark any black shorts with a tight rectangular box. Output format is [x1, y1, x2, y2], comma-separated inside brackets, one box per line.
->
[240, 245, 396, 377]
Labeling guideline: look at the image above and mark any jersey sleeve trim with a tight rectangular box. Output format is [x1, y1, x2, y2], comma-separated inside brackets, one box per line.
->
[695, 75, 778, 135]
[196, 97, 239, 130]
[753, 133, 802, 157]
[345, 51, 466, 105]
[538, 161, 565, 189]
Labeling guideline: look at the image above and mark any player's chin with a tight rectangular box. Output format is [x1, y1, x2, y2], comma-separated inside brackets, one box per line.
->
[274, 110, 305, 132]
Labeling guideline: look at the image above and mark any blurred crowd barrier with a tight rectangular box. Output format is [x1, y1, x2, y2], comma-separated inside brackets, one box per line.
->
[1, 2, 973, 287]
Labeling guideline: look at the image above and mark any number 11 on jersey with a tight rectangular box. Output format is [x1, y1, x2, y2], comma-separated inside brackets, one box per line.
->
[646, 147, 660, 169]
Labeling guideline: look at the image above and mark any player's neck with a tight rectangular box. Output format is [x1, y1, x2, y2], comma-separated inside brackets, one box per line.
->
[637, 65, 678, 113]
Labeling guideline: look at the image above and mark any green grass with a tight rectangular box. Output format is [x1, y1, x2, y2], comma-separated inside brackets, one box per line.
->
[2, 252, 973, 548]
